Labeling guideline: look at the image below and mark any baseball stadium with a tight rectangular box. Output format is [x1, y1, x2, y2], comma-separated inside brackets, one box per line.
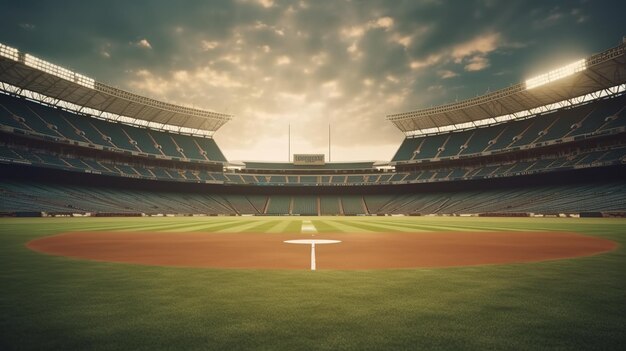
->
[1, 1, 625, 350]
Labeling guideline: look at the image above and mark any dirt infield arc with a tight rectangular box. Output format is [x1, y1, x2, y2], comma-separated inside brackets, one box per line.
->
[27, 231, 617, 270]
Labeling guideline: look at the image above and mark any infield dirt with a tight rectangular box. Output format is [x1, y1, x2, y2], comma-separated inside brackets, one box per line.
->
[27, 231, 617, 270]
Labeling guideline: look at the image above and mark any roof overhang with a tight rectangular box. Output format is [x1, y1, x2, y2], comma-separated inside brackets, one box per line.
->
[387, 42, 626, 135]
[0, 44, 232, 133]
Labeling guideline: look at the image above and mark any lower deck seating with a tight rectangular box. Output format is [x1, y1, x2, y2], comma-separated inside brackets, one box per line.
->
[341, 196, 365, 215]
[2, 179, 624, 215]
[266, 196, 291, 215]
[292, 196, 318, 215]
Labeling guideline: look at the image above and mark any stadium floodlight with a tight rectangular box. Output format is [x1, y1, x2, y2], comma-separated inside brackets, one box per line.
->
[24, 53, 95, 89]
[0, 43, 19, 61]
[525, 59, 587, 90]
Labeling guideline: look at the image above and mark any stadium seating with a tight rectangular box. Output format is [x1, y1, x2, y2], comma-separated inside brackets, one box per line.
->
[222, 195, 260, 215]
[4, 179, 623, 215]
[392, 94, 626, 163]
[292, 196, 318, 215]
[320, 196, 341, 215]
[1, 143, 624, 186]
[246, 196, 269, 213]
[265, 196, 291, 215]
[0, 93, 227, 162]
[341, 196, 365, 215]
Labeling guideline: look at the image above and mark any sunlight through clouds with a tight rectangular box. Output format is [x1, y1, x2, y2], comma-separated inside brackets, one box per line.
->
[2, 0, 616, 161]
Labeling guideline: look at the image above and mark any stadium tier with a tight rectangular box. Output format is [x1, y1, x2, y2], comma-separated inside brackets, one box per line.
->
[392, 94, 626, 164]
[0, 93, 227, 163]
[1, 143, 624, 185]
[2, 177, 625, 215]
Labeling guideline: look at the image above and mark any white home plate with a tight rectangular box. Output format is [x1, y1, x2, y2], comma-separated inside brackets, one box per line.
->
[284, 239, 341, 270]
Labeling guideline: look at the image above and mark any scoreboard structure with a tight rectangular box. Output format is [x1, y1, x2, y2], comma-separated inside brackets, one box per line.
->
[293, 154, 325, 165]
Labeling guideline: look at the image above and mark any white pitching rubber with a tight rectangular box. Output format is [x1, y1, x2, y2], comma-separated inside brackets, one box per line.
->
[284, 239, 341, 270]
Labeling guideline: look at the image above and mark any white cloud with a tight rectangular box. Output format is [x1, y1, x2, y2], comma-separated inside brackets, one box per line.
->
[427, 85, 444, 92]
[276, 56, 291, 65]
[372, 17, 394, 29]
[464, 56, 490, 71]
[450, 32, 500, 63]
[438, 70, 458, 79]
[570, 8, 588, 23]
[201, 40, 219, 51]
[19, 23, 36, 31]
[220, 55, 241, 64]
[391, 34, 412, 48]
[386, 75, 400, 84]
[128, 66, 244, 101]
[252, 21, 285, 36]
[322, 81, 342, 99]
[341, 16, 395, 39]
[410, 32, 501, 72]
[410, 54, 442, 69]
[311, 52, 327, 65]
[99, 43, 112, 59]
[342, 26, 366, 39]
[134, 39, 152, 49]
[256, 0, 273, 8]
[533, 8, 568, 28]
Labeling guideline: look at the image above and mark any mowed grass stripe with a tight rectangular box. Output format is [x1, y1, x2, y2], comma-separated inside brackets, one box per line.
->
[121, 220, 239, 232]
[312, 219, 376, 233]
[246, 220, 281, 232]
[161, 219, 243, 232]
[28, 219, 233, 233]
[381, 221, 498, 232]
[214, 220, 269, 233]
[41, 221, 179, 232]
[345, 220, 433, 232]
[266, 220, 295, 233]
[282, 220, 303, 233]
[329, 220, 428, 233]
[179, 220, 261, 233]
[382, 220, 543, 232]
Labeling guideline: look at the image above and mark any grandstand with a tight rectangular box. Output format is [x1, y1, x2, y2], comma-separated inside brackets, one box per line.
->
[1, 41, 625, 216]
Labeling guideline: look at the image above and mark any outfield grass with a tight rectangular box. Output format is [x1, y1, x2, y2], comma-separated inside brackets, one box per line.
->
[1, 216, 625, 350]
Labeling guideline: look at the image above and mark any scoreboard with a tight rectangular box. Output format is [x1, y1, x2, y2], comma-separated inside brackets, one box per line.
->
[293, 154, 325, 165]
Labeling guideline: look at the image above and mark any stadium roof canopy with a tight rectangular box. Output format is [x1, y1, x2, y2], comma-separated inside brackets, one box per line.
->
[387, 42, 626, 136]
[0, 43, 232, 136]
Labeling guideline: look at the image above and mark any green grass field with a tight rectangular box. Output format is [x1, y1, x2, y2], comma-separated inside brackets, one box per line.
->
[1, 216, 625, 350]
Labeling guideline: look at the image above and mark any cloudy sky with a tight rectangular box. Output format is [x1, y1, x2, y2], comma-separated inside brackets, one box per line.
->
[1, 0, 625, 162]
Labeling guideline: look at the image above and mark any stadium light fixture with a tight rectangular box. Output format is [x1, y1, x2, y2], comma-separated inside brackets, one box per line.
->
[24, 53, 95, 89]
[525, 59, 587, 90]
[0, 43, 19, 61]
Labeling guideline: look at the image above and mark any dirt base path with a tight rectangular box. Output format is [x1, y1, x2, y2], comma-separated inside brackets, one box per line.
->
[27, 231, 617, 270]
